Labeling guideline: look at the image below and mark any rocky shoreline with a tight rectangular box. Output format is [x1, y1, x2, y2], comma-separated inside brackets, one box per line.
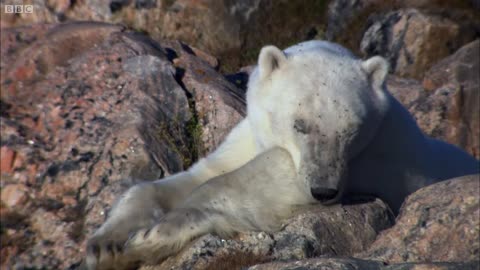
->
[1, 1, 479, 269]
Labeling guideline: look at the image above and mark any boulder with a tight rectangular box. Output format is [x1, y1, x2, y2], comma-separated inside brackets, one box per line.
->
[387, 40, 480, 158]
[422, 40, 480, 158]
[358, 174, 480, 263]
[1, 10, 479, 270]
[165, 41, 246, 153]
[0, 21, 244, 269]
[138, 199, 393, 270]
[248, 258, 479, 270]
[360, 9, 477, 79]
[246, 174, 480, 270]
[1, 0, 331, 72]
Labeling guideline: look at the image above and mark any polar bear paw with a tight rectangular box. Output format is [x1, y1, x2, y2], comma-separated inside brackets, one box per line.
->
[85, 183, 170, 270]
[85, 207, 213, 269]
[85, 213, 163, 270]
[124, 207, 212, 265]
[86, 232, 139, 270]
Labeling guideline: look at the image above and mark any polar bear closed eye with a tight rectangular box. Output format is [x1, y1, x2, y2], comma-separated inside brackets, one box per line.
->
[85, 40, 479, 270]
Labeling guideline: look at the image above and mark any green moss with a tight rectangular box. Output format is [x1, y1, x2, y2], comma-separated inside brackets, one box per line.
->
[185, 96, 205, 163]
[240, 47, 262, 69]
[155, 119, 192, 167]
[152, 95, 205, 169]
[186, 115, 204, 155]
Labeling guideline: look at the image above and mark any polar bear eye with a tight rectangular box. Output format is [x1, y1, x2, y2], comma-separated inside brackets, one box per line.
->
[293, 119, 310, 134]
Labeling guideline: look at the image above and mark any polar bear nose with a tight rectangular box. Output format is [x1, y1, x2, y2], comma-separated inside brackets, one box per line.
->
[310, 187, 338, 203]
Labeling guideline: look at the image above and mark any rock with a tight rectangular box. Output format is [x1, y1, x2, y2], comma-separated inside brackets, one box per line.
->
[248, 257, 479, 270]
[360, 8, 477, 79]
[386, 40, 480, 158]
[137, 198, 393, 270]
[1, 1, 331, 71]
[101, 0, 167, 45]
[0, 0, 114, 28]
[0, 21, 245, 269]
[325, 0, 387, 44]
[326, 0, 480, 54]
[270, 199, 393, 261]
[5, 22, 125, 86]
[423, 40, 480, 91]
[357, 174, 480, 263]
[166, 41, 246, 153]
[1, 10, 478, 270]
[159, 0, 331, 71]
[160, 0, 245, 61]
[0, 1, 58, 28]
[1, 184, 30, 208]
[387, 75, 456, 142]
[473, 0, 480, 9]
[0, 146, 16, 174]
[140, 233, 273, 270]
[2, 1, 479, 73]
[248, 257, 384, 270]
[422, 40, 480, 158]
[388, 77, 477, 158]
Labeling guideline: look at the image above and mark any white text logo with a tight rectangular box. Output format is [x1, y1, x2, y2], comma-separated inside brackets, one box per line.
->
[5, 5, 33, 13]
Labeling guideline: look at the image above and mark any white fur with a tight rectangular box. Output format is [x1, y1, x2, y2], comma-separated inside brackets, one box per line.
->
[85, 40, 479, 270]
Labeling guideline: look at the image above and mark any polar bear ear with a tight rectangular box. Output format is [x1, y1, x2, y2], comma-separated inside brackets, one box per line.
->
[361, 56, 389, 89]
[258, 45, 287, 80]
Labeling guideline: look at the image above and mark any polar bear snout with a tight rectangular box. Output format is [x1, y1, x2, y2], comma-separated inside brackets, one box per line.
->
[310, 187, 339, 204]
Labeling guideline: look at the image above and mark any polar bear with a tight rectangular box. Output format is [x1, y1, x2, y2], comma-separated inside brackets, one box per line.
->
[85, 40, 479, 270]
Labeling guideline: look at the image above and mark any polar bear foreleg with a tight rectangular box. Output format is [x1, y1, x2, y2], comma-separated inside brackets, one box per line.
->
[123, 147, 313, 266]
[186, 119, 258, 182]
[86, 119, 258, 269]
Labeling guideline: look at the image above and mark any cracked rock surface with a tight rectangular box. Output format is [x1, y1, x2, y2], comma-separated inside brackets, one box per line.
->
[0, 21, 244, 269]
[1, 20, 479, 270]
[139, 199, 393, 270]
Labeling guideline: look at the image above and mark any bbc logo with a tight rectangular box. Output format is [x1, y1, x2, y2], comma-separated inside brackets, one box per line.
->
[4, 5, 34, 13]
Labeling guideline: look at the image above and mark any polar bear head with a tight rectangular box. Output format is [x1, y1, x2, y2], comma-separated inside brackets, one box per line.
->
[246, 41, 390, 204]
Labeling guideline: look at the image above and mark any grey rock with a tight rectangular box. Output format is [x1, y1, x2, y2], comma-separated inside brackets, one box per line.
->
[360, 9, 477, 79]
[138, 199, 394, 270]
[422, 40, 480, 158]
[386, 40, 480, 159]
[248, 257, 480, 270]
[165, 41, 246, 153]
[0, 21, 245, 269]
[357, 174, 480, 263]
[325, 0, 382, 41]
